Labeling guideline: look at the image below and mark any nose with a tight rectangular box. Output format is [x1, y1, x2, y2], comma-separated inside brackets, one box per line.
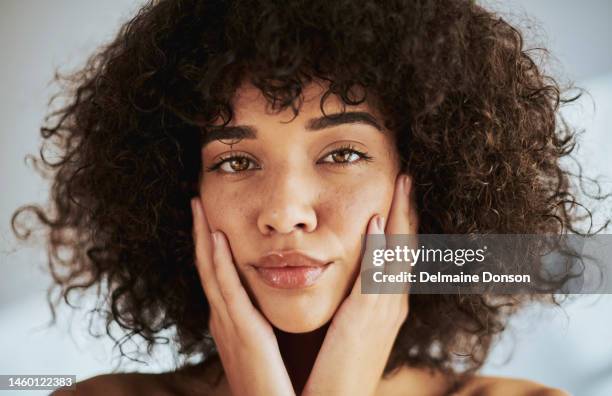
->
[256, 169, 318, 236]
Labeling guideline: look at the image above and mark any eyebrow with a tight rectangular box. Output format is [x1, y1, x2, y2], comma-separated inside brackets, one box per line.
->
[201, 111, 383, 146]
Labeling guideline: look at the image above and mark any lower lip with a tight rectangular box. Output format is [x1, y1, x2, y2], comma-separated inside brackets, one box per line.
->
[254, 265, 330, 289]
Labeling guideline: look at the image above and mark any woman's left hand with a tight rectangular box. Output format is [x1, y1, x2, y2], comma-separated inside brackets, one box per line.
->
[302, 174, 418, 396]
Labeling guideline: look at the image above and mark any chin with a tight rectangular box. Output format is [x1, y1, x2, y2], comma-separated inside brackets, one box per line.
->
[257, 294, 339, 333]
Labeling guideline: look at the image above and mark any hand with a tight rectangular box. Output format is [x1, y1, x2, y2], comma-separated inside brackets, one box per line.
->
[302, 174, 418, 396]
[191, 197, 296, 396]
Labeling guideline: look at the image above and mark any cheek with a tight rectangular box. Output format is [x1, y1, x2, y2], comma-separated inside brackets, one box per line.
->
[200, 181, 250, 232]
[319, 175, 395, 236]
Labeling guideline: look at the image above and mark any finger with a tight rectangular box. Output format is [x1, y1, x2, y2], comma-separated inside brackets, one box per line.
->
[385, 174, 418, 236]
[211, 230, 261, 323]
[191, 197, 225, 311]
[354, 214, 387, 298]
[384, 174, 418, 295]
[363, 214, 387, 258]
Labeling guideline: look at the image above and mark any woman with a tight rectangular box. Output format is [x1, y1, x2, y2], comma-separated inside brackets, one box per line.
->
[12, 0, 605, 394]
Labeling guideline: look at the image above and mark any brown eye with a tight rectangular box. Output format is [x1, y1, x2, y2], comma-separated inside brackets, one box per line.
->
[217, 155, 257, 173]
[230, 157, 249, 171]
[321, 148, 362, 164]
[332, 150, 356, 163]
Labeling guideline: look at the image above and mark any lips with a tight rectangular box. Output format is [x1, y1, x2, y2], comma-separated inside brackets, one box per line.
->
[252, 251, 331, 289]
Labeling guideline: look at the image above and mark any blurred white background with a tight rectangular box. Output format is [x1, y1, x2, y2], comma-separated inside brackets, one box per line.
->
[1, 1, 611, 395]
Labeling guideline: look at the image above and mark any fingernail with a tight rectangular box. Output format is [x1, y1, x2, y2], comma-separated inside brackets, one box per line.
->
[403, 175, 412, 195]
[211, 231, 220, 246]
[376, 216, 386, 232]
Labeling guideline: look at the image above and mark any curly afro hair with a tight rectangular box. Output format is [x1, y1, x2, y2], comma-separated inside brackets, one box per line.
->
[11, 0, 611, 380]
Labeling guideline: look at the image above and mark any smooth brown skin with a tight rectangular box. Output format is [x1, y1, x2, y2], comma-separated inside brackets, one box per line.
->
[52, 351, 570, 396]
[54, 83, 571, 396]
[191, 178, 412, 396]
[199, 81, 402, 334]
[192, 81, 415, 395]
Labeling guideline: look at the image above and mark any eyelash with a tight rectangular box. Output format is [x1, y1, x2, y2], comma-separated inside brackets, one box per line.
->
[318, 144, 374, 167]
[205, 144, 373, 174]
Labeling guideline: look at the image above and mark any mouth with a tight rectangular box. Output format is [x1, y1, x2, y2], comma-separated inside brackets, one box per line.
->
[252, 251, 333, 289]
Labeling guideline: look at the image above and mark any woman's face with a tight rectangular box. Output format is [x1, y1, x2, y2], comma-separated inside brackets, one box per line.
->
[199, 81, 401, 333]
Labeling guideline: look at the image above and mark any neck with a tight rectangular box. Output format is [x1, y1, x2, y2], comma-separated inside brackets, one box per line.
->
[274, 322, 330, 395]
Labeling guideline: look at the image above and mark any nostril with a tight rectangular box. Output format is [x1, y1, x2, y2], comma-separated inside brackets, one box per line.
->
[258, 208, 318, 235]
[265, 222, 308, 234]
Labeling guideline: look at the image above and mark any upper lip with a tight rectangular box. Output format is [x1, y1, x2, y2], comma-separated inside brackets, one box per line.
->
[254, 251, 329, 268]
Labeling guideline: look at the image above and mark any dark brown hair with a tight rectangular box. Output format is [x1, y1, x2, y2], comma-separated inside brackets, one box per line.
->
[11, 0, 610, 380]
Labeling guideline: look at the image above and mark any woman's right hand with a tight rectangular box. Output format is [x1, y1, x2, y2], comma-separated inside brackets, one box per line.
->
[191, 197, 296, 396]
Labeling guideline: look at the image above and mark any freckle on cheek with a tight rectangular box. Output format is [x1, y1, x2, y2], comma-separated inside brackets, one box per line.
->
[329, 185, 371, 217]
[211, 192, 250, 226]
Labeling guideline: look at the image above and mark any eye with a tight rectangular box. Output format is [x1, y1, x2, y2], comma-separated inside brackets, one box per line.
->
[319, 145, 372, 165]
[206, 154, 259, 174]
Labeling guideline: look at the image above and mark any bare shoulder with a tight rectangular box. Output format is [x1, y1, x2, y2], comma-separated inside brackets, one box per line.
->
[49, 371, 175, 396]
[49, 358, 228, 396]
[456, 375, 571, 396]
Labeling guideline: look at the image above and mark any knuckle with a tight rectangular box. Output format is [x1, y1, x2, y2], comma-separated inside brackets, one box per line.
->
[218, 283, 233, 299]
[224, 292, 240, 308]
